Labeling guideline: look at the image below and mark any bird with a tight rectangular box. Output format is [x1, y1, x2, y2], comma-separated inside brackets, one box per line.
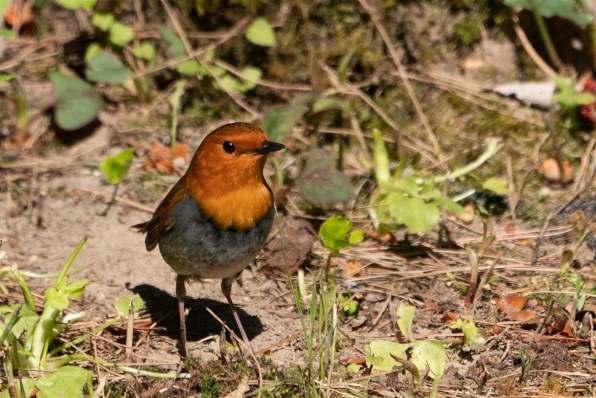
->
[133, 122, 284, 356]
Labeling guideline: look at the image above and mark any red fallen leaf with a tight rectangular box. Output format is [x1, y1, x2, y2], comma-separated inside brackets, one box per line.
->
[143, 143, 189, 174]
[4, 2, 34, 26]
[442, 311, 459, 323]
[504, 222, 516, 234]
[505, 310, 537, 322]
[424, 300, 439, 312]
[546, 317, 575, 337]
[497, 294, 527, 313]
[342, 261, 366, 278]
[339, 357, 366, 366]
[491, 324, 505, 335]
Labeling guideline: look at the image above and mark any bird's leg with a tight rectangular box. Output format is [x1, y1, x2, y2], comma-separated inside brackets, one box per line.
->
[176, 274, 188, 357]
[221, 275, 252, 351]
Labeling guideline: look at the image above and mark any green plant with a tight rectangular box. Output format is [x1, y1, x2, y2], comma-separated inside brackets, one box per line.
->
[282, 216, 362, 397]
[99, 148, 134, 215]
[518, 347, 539, 384]
[50, 72, 104, 131]
[0, 238, 184, 397]
[364, 302, 447, 393]
[0, 238, 92, 397]
[369, 129, 503, 233]
[504, 0, 593, 71]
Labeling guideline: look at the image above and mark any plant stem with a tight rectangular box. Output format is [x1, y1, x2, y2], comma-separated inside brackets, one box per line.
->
[528, 0, 563, 71]
[104, 183, 120, 216]
[433, 138, 502, 183]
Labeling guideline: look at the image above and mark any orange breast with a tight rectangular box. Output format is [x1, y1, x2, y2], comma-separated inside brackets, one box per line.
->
[193, 184, 273, 230]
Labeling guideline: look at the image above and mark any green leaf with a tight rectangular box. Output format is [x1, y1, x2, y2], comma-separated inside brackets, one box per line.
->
[504, 0, 593, 26]
[91, 12, 114, 31]
[99, 148, 134, 184]
[245, 17, 276, 47]
[86, 51, 132, 83]
[132, 42, 156, 61]
[45, 287, 69, 310]
[36, 366, 91, 398]
[109, 21, 134, 47]
[365, 340, 409, 372]
[239, 66, 262, 91]
[84, 42, 102, 63]
[319, 216, 352, 254]
[449, 318, 487, 350]
[50, 72, 103, 130]
[63, 279, 89, 300]
[348, 230, 364, 245]
[384, 175, 420, 196]
[115, 294, 144, 317]
[389, 195, 441, 234]
[0, 378, 35, 398]
[263, 105, 308, 141]
[296, 148, 353, 205]
[312, 97, 351, 114]
[434, 195, 465, 213]
[372, 129, 390, 184]
[160, 27, 185, 58]
[55, 0, 96, 10]
[337, 45, 358, 83]
[176, 59, 206, 76]
[410, 341, 447, 380]
[482, 177, 510, 195]
[5, 305, 39, 340]
[396, 302, 415, 341]
[217, 74, 243, 93]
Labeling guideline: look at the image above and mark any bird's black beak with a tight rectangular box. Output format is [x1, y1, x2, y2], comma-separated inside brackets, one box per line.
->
[252, 140, 285, 154]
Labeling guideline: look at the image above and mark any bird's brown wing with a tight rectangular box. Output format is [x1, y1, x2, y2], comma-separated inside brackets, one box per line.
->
[132, 177, 188, 251]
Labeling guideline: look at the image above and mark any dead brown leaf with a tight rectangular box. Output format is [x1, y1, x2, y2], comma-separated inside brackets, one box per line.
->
[143, 143, 189, 174]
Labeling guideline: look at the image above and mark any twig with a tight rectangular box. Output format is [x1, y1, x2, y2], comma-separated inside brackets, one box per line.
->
[205, 307, 263, 398]
[76, 187, 155, 213]
[358, 0, 441, 157]
[531, 190, 583, 265]
[571, 131, 596, 193]
[318, 62, 437, 164]
[213, 58, 312, 92]
[511, 14, 557, 79]
[159, 0, 259, 118]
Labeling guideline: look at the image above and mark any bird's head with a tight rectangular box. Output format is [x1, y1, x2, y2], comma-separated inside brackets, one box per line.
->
[185, 122, 284, 229]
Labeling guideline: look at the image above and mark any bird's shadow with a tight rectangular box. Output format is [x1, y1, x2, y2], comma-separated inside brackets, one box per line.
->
[130, 283, 262, 342]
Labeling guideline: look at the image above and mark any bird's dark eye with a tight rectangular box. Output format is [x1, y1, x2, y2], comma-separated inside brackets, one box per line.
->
[222, 140, 236, 154]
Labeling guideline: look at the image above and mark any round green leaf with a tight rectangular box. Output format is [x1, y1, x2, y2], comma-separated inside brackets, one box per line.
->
[99, 148, 134, 184]
[296, 148, 353, 205]
[365, 340, 409, 372]
[91, 12, 114, 31]
[50, 72, 103, 130]
[86, 51, 132, 83]
[132, 42, 156, 61]
[482, 177, 510, 195]
[263, 105, 308, 142]
[109, 21, 134, 47]
[410, 341, 447, 380]
[389, 195, 440, 233]
[246, 17, 276, 47]
[55, 0, 96, 10]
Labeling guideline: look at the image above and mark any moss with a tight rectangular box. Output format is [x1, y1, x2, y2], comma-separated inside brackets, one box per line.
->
[454, 20, 482, 45]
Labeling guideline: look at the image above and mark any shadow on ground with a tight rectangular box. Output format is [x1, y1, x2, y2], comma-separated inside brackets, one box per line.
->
[130, 283, 263, 343]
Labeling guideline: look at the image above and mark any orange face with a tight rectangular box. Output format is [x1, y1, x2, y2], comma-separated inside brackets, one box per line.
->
[186, 123, 284, 230]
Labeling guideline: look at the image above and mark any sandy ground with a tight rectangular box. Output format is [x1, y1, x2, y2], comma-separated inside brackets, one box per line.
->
[1, 166, 303, 367]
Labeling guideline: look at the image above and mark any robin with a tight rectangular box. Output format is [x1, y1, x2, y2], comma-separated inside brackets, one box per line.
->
[134, 122, 284, 356]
